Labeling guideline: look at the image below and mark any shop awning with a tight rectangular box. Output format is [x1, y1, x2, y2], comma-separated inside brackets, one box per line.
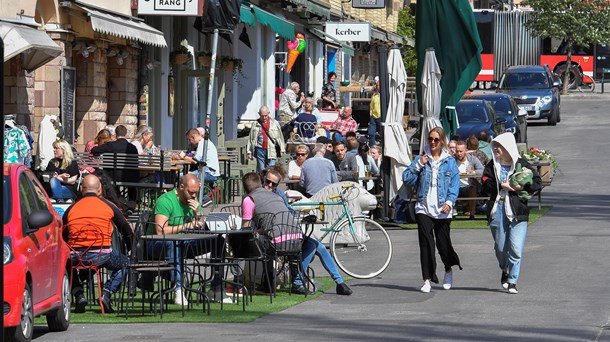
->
[0, 22, 63, 71]
[240, 3, 295, 40]
[371, 28, 387, 42]
[309, 28, 354, 57]
[307, 0, 331, 20]
[386, 32, 404, 45]
[78, 5, 167, 47]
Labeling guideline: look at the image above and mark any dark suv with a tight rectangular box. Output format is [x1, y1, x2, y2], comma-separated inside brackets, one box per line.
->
[496, 65, 561, 126]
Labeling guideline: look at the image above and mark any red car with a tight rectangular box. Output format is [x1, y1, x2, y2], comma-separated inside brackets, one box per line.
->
[3, 164, 70, 342]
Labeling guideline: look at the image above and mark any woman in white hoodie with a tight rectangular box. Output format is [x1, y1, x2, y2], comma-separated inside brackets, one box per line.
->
[481, 133, 541, 294]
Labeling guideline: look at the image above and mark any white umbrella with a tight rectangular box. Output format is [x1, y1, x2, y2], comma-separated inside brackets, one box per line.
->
[420, 48, 443, 153]
[384, 48, 411, 201]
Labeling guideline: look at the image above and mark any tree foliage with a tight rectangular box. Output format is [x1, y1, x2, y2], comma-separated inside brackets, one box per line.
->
[397, 7, 417, 76]
[522, 0, 610, 47]
[522, 0, 610, 92]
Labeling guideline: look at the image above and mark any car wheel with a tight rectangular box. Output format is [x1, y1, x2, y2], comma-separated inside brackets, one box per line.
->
[548, 108, 558, 126]
[556, 105, 561, 123]
[46, 270, 71, 332]
[5, 284, 34, 342]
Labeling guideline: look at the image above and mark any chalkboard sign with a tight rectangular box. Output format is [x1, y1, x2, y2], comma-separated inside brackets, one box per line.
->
[61, 66, 76, 144]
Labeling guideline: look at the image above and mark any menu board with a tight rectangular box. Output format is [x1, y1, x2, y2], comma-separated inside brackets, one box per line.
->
[61, 66, 76, 144]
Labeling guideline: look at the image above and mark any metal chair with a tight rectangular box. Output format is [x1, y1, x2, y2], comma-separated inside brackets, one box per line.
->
[67, 224, 106, 315]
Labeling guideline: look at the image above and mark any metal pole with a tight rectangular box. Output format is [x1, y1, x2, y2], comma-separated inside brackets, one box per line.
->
[378, 45, 390, 220]
[199, 29, 220, 202]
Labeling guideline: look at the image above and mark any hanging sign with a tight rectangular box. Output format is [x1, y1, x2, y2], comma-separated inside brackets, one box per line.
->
[352, 0, 385, 9]
[136, 0, 204, 16]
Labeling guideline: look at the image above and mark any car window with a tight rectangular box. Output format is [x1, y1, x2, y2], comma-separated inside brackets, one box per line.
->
[29, 173, 51, 210]
[500, 72, 550, 89]
[491, 99, 511, 115]
[19, 174, 37, 233]
[3, 175, 11, 224]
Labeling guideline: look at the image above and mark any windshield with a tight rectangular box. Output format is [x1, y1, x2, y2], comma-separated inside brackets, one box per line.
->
[3, 175, 11, 224]
[500, 72, 550, 90]
[456, 103, 489, 123]
[481, 98, 511, 117]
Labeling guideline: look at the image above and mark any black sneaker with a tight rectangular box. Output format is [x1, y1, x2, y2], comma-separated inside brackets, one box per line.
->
[507, 283, 518, 294]
[501, 272, 509, 290]
[74, 294, 88, 313]
[336, 282, 353, 296]
[291, 284, 315, 295]
[101, 291, 115, 313]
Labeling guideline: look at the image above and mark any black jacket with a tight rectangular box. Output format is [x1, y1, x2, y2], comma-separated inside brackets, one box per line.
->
[481, 158, 542, 223]
[91, 138, 139, 183]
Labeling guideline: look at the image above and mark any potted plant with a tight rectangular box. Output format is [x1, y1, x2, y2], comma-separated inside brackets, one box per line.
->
[196, 51, 212, 67]
[220, 56, 243, 73]
[521, 146, 560, 182]
[170, 46, 192, 65]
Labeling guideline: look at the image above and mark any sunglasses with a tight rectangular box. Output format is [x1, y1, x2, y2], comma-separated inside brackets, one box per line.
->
[427, 137, 441, 143]
[264, 178, 279, 187]
[296, 153, 307, 156]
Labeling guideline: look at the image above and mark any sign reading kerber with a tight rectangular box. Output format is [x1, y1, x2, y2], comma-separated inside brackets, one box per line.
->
[325, 23, 371, 42]
[137, 0, 203, 16]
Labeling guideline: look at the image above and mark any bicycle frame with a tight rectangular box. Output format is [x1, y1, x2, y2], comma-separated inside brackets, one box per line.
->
[291, 196, 357, 242]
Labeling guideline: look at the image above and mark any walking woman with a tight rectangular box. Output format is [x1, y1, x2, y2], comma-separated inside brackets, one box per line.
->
[481, 133, 541, 294]
[403, 127, 462, 293]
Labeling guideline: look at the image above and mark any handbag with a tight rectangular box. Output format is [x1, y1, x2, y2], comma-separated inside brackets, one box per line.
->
[259, 120, 282, 156]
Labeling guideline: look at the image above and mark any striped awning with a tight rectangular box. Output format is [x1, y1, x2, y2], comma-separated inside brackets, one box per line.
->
[79, 5, 167, 47]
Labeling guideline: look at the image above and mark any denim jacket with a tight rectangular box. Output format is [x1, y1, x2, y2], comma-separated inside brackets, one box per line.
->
[402, 154, 460, 207]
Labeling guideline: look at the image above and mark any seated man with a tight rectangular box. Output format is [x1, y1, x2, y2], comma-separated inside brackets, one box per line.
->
[63, 174, 132, 313]
[330, 141, 359, 182]
[455, 140, 484, 219]
[330, 106, 357, 136]
[300, 143, 339, 197]
[261, 168, 352, 296]
[148, 174, 231, 304]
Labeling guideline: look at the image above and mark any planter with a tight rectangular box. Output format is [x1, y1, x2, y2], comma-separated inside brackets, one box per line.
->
[197, 55, 211, 67]
[221, 60, 235, 71]
[538, 164, 553, 183]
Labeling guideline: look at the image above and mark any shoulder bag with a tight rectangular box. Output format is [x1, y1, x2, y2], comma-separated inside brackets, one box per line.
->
[259, 120, 282, 156]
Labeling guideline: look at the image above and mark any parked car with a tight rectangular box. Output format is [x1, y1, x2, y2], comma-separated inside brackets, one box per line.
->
[455, 99, 506, 140]
[496, 65, 561, 126]
[464, 93, 528, 144]
[3, 164, 70, 342]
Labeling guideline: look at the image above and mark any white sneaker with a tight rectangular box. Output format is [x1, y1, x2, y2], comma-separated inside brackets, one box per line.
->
[443, 270, 453, 290]
[207, 288, 234, 304]
[175, 289, 188, 306]
[420, 280, 431, 293]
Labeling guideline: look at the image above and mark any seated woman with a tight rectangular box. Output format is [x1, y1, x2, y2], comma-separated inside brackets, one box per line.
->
[85, 129, 112, 153]
[131, 125, 158, 155]
[45, 139, 79, 203]
[294, 99, 319, 141]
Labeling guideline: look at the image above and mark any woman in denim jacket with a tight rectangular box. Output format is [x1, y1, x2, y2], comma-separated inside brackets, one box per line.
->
[403, 127, 462, 293]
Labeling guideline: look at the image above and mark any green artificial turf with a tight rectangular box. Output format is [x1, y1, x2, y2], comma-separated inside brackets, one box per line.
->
[36, 277, 334, 324]
[379, 206, 552, 230]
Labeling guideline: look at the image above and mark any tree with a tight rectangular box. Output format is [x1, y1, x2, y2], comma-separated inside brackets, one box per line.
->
[522, 0, 610, 94]
[397, 7, 417, 77]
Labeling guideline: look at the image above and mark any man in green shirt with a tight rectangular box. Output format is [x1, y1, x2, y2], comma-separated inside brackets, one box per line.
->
[148, 174, 231, 305]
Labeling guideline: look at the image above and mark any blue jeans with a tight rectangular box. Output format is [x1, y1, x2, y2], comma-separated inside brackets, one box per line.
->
[489, 199, 528, 284]
[71, 249, 129, 294]
[294, 237, 343, 286]
[148, 238, 224, 288]
[189, 170, 218, 183]
[49, 178, 75, 200]
[255, 147, 276, 173]
[368, 117, 382, 147]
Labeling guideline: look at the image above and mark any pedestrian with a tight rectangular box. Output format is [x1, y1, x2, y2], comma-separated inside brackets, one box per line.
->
[247, 105, 285, 172]
[402, 127, 462, 293]
[368, 79, 382, 147]
[481, 132, 541, 294]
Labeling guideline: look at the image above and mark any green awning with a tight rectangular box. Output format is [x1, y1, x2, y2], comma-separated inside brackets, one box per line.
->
[239, 5, 256, 27]
[307, 0, 331, 20]
[240, 4, 295, 40]
[310, 28, 354, 57]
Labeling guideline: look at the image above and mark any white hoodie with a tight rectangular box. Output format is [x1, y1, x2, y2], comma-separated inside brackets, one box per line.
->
[489, 132, 520, 221]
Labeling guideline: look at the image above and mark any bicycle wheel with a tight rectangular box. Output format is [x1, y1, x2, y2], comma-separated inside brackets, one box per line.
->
[330, 217, 392, 279]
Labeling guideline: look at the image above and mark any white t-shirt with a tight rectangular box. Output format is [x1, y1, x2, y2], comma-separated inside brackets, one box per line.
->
[288, 160, 302, 179]
[456, 158, 472, 187]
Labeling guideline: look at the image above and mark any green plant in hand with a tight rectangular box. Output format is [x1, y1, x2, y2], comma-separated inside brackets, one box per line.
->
[510, 163, 534, 200]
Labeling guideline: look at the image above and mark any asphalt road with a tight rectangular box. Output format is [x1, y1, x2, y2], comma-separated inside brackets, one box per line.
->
[32, 96, 610, 342]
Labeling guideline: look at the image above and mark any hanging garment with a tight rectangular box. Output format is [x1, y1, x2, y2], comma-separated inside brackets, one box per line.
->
[36, 115, 58, 170]
[4, 126, 31, 165]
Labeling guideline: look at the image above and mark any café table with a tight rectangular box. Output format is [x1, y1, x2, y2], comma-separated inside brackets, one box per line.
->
[140, 233, 218, 316]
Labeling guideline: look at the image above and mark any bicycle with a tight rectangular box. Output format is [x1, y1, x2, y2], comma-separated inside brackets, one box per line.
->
[292, 184, 393, 279]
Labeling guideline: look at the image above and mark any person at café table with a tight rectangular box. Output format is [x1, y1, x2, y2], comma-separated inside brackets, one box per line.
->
[300, 143, 338, 198]
[261, 168, 352, 296]
[148, 174, 231, 305]
[288, 144, 309, 180]
[90, 124, 139, 201]
[330, 106, 358, 137]
[454, 140, 484, 219]
[176, 128, 219, 206]
[131, 125, 158, 155]
[330, 141, 358, 182]
[63, 174, 132, 314]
